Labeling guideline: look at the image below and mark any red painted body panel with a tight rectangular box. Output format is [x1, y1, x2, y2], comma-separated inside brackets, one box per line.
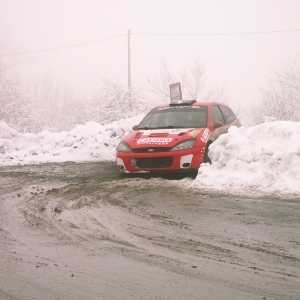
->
[115, 101, 241, 175]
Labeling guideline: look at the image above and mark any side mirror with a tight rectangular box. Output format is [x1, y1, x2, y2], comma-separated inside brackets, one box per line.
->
[213, 121, 223, 129]
[132, 125, 138, 130]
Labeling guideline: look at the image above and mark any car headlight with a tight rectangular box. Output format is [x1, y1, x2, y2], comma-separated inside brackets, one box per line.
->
[117, 141, 132, 152]
[171, 139, 196, 151]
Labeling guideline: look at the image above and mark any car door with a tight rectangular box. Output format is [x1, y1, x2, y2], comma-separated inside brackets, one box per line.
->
[210, 105, 228, 142]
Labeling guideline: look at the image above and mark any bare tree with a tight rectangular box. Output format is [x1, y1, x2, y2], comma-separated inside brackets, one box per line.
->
[148, 57, 227, 103]
[85, 79, 153, 124]
[0, 33, 44, 132]
[0, 60, 86, 133]
[0, 28, 88, 133]
[179, 57, 207, 99]
[29, 76, 87, 132]
[147, 60, 176, 101]
[249, 57, 300, 125]
[0, 47, 37, 132]
[0, 75, 29, 130]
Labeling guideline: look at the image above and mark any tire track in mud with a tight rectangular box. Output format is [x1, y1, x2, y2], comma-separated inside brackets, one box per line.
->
[22, 179, 300, 272]
[1, 162, 300, 300]
[22, 178, 300, 299]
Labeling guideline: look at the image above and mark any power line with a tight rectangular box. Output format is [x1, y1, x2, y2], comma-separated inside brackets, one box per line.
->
[0, 34, 127, 57]
[132, 29, 300, 36]
[1, 29, 300, 57]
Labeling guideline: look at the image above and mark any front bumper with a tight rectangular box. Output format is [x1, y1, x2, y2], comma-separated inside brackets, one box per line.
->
[116, 148, 203, 173]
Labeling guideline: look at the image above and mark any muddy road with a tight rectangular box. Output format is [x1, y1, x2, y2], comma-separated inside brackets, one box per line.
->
[0, 162, 299, 300]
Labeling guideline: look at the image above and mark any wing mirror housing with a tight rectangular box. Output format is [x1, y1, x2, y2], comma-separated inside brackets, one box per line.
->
[132, 125, 138, 130]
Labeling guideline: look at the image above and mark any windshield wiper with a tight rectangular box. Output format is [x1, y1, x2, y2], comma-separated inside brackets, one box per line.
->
[137, 127, 156, 130]
[155, 126, 183, 129]
[138, 126, 184, 130]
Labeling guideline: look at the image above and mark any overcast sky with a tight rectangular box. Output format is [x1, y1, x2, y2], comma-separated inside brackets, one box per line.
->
[1, 0, 300, 106]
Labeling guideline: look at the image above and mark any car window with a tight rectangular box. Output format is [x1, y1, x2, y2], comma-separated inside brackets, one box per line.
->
[138, 107, 208, 129]
[141, 112, 160, 128]
[210, 105, 225, 125]
[219, 105, 237, 124]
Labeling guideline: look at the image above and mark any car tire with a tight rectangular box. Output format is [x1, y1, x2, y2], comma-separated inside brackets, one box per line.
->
[204, 143, 212, 164]
[187, 169, 198, 179]
[118, 172, 132, 179]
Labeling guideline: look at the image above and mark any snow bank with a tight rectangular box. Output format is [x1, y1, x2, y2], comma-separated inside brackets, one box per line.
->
[0, 115, 143, 165]
[192, 121, 300, 198]
[1, 119, 300, 198]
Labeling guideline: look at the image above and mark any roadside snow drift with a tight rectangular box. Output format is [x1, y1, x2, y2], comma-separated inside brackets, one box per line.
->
[0, 116, 143, 164]
[192, 121, 300, 198]
[1, 119, 300, 198]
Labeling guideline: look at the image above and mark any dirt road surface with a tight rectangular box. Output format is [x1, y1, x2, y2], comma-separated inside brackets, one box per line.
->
[0, 162, 299, 300]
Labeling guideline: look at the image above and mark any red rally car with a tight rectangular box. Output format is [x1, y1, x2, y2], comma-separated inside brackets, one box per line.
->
[116, 100, 241, 178]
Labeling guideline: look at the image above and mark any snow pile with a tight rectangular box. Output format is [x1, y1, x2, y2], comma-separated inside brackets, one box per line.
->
[192, 121, 300, 198]
[1, 118, 300, 198]
[0, 115, 143, 165]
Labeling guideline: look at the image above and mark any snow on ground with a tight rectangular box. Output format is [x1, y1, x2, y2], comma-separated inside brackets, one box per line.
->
[190, 121, 300, 198]
[0, 115, 144, 164]
[1, 118, 300, 199]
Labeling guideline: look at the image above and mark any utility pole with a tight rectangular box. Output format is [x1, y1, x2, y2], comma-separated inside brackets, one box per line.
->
[128, 30, 131, 89]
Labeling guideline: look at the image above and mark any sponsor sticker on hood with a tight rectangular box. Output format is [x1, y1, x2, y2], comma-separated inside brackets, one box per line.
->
[137, 138, 173, 145]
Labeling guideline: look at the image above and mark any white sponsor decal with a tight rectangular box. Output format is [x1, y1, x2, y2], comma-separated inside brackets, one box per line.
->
[200, 128, 209, 143]
[137, 138, 173, 145]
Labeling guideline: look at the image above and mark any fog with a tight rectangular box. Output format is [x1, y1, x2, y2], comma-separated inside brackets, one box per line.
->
[1, 0, 300, 104]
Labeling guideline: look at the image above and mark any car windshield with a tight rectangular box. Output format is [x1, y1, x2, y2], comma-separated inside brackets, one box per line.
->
[138, 106, 208, 129]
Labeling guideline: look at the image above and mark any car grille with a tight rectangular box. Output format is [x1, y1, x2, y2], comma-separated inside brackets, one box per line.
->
[133, 147, 171, 153]
[131, 157, 173, 168]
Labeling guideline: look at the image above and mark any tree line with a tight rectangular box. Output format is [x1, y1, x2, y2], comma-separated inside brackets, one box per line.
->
[1, 53, 299, 133]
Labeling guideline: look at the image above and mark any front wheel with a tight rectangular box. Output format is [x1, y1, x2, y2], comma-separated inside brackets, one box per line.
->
[203, 143, 212, 164]
[186, 169, 198, 179]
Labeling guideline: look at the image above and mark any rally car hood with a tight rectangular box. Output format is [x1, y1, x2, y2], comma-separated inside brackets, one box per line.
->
[122, 128, 204, 148]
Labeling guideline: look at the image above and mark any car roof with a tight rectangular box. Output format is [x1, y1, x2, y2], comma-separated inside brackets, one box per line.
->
[155, 101, 227, 109]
